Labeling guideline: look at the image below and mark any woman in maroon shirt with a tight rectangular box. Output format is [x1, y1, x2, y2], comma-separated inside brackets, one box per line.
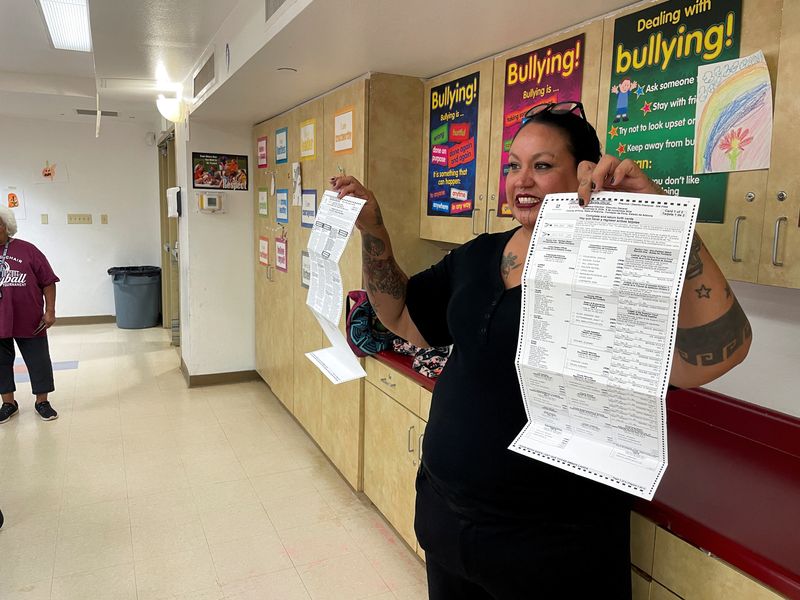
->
[0, 206, 60, 424]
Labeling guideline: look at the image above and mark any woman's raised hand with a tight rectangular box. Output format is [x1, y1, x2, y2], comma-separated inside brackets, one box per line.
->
[329, 175, 385, 232]
[576, 155, 665, 206]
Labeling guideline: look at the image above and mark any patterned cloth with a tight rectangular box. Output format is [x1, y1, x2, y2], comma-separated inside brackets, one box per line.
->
[391, 339, 450, 378]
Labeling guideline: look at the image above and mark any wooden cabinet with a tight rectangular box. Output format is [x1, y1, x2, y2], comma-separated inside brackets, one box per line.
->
[630, 515, 784, 600]
[254, 73, 443, 489]
[363, 358, 427, 553]
[419, 22, 605, 245]
[253, 110, 296, 412]
[596, 0, 799, 288]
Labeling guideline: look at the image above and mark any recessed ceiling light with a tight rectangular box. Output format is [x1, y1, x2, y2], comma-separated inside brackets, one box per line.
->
[37, 0, 93, 52]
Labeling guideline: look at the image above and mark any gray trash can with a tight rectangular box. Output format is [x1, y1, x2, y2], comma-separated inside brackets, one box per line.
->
[108, 266, 162, 329]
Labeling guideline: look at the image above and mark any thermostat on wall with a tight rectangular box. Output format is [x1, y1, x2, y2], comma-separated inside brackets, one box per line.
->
[197, 191, 224, 213]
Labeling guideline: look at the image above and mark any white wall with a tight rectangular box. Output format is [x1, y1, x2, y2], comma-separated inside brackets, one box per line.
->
[175, 118, 255, 376]
[703, 281, 800, 418]
[0, 115, 160, 317]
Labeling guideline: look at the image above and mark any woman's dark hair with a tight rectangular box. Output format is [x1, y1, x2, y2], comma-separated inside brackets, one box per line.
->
[512, 111, 602, 164]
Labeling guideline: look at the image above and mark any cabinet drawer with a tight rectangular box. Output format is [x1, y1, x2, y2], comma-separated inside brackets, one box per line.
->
[631, 568, 651, 600]
[366, 358, 420, 414]
[630, 512, 656, 576]
[419, 388, 432, 422]
[652, 527, 783, 600]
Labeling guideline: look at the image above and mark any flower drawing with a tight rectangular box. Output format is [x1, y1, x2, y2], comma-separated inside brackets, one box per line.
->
[719, 127, 753, 170]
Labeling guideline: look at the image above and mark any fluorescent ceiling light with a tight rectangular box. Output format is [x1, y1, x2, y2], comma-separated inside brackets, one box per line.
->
[38, 0, 93, 52]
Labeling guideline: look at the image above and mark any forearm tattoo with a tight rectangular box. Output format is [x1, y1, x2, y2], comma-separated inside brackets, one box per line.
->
[675, 298, 751, 366]
[363, 255, 407, 300]
[362, 231, 386, 257]
[686, 232, 703, 279]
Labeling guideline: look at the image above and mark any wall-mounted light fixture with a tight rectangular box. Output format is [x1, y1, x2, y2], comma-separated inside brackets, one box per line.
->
[156, 95, 187, 123]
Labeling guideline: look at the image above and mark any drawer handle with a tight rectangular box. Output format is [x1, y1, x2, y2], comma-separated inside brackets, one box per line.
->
[379, 376, 396, 389]
[407, 425, 415, 453]
[731, 216, 745, 263]
[772, 216, 787, 267]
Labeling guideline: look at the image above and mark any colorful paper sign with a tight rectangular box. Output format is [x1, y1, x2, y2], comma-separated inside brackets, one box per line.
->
[257, 136, 268, 168]
[276, 188, 289, 224]
[693, 50, 772, 174]
[258, 188, 268, 216]
[192, 152, 249, 190]
[605, 0, 741, 223]
[275, 127, 288, 164]
[334, 106, 354, 153]
[300, 119, 316, 160]
[426, 72, 481, 217]
[300, 250, 311, 289]
[498, 34, 585, 214]
[275, 237, 288, 272]
[259, 236, 269, 265]
[302, 189, 317, 228]
[3, 186, 27, 220]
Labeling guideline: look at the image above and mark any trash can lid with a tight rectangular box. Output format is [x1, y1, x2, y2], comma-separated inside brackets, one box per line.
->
[107, 266, 161, 276]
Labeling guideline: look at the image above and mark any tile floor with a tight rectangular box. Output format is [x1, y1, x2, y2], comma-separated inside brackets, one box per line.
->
[0, 324, 428, 600]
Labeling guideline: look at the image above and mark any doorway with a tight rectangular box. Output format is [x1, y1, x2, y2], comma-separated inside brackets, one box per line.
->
[158, 132, 180, 346]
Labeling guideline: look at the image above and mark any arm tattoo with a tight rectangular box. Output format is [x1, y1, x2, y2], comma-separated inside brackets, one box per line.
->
[362, 231, 386, 257]
[675, 298, 751, 366]
[374, 204, 384, 227]
[686, 232, 703, 279]
[694, 284, 711, 299]
[501, 252, 523, 278]
[363, 255, 407, 300]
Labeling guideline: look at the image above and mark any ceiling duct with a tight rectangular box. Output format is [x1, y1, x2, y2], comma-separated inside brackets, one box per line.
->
[76, 109, 118, 117]
[193, 54, 215, 99]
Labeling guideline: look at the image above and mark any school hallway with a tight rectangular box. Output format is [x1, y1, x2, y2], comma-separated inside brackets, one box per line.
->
[0, 324, 427, 600]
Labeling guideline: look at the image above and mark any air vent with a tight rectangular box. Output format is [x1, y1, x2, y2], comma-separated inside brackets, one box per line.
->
[76, 109, 118, 117]
[266, 0, 287, 21]
[193, 54, 215, 99]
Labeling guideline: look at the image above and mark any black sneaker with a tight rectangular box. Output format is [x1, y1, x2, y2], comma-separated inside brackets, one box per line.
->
[0, 402, 18, 424]
[35, 401, 58, 421]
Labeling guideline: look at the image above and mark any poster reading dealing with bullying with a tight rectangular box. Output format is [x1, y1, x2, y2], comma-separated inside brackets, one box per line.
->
[498, 34, 585, 215]
[426, 72, 480, 217]
[605, 0, 741, 223]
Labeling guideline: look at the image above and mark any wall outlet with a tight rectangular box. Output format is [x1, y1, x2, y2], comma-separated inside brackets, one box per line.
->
[41, 214, 48, 224]
[67, 213, 92, 225]
[100, 214, 108, 224]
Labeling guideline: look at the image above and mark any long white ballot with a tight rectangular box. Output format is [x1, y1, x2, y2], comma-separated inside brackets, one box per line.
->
[510, 192, 699, 500]
[305, 190, 367, 384]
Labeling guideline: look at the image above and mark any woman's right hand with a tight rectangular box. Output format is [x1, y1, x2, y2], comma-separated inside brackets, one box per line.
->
[330, 175, 384, 232]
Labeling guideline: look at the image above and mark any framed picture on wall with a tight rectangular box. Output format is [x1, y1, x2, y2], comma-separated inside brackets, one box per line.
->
[192, 152, 249, 190]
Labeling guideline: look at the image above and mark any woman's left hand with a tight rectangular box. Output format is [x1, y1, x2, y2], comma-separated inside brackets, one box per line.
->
[42, 309, 56, 329]
[576, 155, 665, 206]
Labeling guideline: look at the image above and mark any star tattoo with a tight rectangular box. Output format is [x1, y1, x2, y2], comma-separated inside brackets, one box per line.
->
[695, 284, 711, 299]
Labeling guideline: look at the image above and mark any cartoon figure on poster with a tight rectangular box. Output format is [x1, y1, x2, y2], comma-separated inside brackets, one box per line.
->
[611, 78, 638, 123]
[426, 73, 480, 217]
[192, 152, 249, 190]
[498, 34, 585, 215]
[604, 0, 742, 223]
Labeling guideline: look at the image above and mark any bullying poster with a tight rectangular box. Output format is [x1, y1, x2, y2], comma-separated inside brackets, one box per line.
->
[498, 34, 585, 215]
[426, 72, 480, 217]
[605, 0, 741, 223]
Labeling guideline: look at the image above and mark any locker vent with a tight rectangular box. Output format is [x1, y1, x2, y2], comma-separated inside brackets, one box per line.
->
[266, 0, 287, 21]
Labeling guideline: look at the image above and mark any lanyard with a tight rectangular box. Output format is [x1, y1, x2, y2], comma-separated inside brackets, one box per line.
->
[0, 240, 10, 299]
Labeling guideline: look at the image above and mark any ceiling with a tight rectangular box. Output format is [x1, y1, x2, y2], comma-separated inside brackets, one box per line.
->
[0, 0, 640, 132]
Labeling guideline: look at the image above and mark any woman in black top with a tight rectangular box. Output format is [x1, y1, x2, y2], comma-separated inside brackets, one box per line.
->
[331, 102, 751, 599]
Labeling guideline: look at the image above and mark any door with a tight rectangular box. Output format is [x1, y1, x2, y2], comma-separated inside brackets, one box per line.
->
[157, 132, 180, 345]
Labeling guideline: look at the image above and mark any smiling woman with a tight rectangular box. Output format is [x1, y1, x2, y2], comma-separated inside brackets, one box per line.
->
[327, 98, 751, 598]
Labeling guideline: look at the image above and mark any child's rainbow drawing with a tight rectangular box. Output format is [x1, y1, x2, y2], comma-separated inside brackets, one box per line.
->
[694, 51, 772, 174]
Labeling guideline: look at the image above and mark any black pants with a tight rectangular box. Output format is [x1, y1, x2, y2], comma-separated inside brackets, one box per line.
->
[0, 337, 55, 396]
[415, 466, 632, 599]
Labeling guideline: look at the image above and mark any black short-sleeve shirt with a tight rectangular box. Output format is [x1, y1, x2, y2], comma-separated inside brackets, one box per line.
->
[406, 228, 629, 520]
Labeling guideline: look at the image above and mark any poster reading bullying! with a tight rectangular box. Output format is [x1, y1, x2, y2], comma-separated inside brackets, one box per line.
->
[426, 72, 480, 217]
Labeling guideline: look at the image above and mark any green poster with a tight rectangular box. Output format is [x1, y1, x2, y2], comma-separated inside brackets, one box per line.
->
[606, 0, 741, 223]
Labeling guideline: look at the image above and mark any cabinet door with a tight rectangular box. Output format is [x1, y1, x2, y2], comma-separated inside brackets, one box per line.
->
[364, 383, 420, 549]
[487, 21, 605, 236]
[318, 79, 369, 488]
[420, 59, 493, 244]
[264, 112, 297, 411]
[696, 0, 782, 283]
[291, 98, 325, 439]
[759, 0, 800, 288]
